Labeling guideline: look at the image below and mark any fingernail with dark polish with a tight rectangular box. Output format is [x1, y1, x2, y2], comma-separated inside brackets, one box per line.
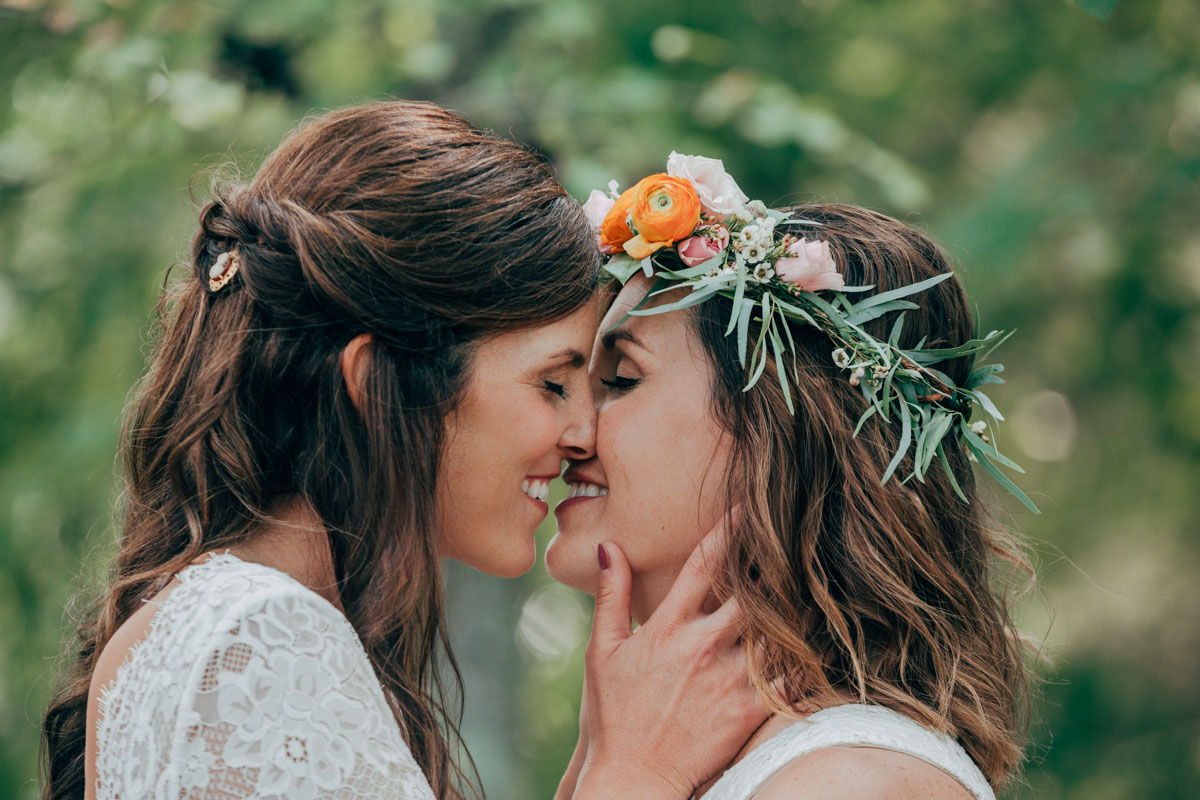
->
[597, 543, 610, 570]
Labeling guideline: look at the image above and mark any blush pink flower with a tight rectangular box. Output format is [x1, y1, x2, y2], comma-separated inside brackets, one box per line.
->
[775, 238, 844, 292]
[677, 224, 730, 267]
[666, 152, 748, 219]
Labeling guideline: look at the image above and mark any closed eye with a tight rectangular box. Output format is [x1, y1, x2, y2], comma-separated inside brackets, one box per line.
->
[600, 375, 640, 392]
[544, 379, 568, 399]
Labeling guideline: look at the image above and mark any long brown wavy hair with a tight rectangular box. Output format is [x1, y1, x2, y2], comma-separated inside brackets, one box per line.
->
[41, 101, 599, 800]
[693, 205, 1033, 789]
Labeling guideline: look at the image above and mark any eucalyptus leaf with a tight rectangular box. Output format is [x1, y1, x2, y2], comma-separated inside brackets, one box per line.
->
[736, 298, 753, 367]
[745, 331, 769, 391]
[969, 363, 1005, 382]
[726, 261, 748, 335]
[972, 390, 1006, 421]
[882, 402, 913, 484]
[922, 366, 957, 391]
[854, 404, 879, 436]
[770, 323, 794, 414]
[917, 412, 954, 480]
[655, 253, 728, 280]
[629, 283, 722, 316]
[848, 272, 954, 314]
[914, 424, 932, 483]
[977, 329, 1016, 361]
[888, 312, 907, 348]
[966, 440, 1041, 514]
[689, 272, 739, 291]
[961, 422, 1024, 472]
[801, 289, 851, 329]
[773, 295, 819, 327]
[603, 255, 641, 284]
[846, 299, 920, 326]
[905, 334, 1002, 364]
[936, 441, 969, 504]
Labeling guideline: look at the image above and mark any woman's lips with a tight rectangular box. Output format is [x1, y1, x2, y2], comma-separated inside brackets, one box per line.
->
[521, 474, 558, 511]
[555, 479, 608, 513]
[521, 477, 552, 503]
[565, 481, 608, 498]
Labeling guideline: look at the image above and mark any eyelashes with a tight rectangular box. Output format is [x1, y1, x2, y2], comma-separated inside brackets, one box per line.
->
[600, 375, 640, 392]
[545, 375, 639, 397]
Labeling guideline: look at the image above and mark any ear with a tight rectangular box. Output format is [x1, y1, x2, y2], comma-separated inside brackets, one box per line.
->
[340, 333, 374, 412]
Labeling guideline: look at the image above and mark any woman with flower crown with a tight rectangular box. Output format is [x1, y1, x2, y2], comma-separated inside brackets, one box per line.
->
[40, 105, 769, 800]
[550, 154, 1036, 799]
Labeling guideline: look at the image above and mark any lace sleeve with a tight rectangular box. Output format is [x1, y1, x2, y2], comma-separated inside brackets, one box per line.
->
[168, 581, 435, 800]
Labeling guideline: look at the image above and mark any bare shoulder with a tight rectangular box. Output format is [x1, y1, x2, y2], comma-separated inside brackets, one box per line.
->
[752, 746, 975, 800]
[89, 578, 180, 701]
[85, 578, 181, 800]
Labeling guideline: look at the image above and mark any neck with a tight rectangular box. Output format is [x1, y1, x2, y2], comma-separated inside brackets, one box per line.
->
[226, 495, 342, 610]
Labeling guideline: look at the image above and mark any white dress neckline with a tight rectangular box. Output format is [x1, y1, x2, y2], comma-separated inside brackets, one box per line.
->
[701, 703, 995, 800]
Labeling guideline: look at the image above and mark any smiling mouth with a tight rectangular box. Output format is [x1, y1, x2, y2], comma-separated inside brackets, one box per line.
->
[521, 478, 551, 503]
[566, 482, 608, 498]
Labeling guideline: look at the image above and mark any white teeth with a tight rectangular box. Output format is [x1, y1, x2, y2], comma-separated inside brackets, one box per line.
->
[522, 479, 550, 502]
[567, 482, 608, 499]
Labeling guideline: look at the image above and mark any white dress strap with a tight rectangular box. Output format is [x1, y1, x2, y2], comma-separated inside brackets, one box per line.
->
[702, 704, 995, 800]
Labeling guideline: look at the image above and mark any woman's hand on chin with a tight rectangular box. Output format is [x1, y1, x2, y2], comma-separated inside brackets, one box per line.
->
[570, 516, 767, 799]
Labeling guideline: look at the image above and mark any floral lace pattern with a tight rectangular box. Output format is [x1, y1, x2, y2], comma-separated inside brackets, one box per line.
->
[702, 704, 995, 800]
[94, 554, 435, 800]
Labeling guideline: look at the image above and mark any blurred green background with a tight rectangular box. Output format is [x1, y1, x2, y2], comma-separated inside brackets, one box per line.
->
[2, 0, 1198, 797]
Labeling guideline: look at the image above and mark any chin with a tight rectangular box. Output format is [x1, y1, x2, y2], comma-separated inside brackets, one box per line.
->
[544, 531, 599, 594]
[488, 543, 537, 579]
[452, 533, 537, 579]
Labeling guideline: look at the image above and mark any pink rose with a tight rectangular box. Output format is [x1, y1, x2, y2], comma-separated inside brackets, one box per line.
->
[677, 224, 729, 267]
[776, 238, 844, 292]
[666, 152, 749, 219]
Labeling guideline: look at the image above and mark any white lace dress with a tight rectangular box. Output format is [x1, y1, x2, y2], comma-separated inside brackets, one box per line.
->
[701, 704, 995, 800]
[94, 553, 435, 800]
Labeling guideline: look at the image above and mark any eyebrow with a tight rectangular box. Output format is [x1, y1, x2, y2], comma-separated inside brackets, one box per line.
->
[600, 328, 651, 354]
[546, 348, 588, 368]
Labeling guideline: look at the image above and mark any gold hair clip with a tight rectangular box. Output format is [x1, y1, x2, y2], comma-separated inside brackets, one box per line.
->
[208, 250, 241, 292]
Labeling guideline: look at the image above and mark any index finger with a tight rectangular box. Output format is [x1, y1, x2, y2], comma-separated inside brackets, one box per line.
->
[653, 506, 741, 623]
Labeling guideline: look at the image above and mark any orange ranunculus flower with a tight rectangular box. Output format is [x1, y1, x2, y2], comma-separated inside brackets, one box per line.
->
[624, 174, 701, 260]
[599, 185, 638, 253]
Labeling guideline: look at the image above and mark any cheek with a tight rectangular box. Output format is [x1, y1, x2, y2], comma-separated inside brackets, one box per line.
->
[597, 404, 708, 572]
[485, 393, 561, 467]
[530, 408, 564, 455]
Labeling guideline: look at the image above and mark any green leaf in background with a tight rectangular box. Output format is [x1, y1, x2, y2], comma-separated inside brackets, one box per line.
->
[1076, 0, 1120, 21]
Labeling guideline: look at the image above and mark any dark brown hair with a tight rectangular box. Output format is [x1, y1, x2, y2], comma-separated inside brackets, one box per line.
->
[41, 100, 599, 800]
[694, 205, 1032, 788]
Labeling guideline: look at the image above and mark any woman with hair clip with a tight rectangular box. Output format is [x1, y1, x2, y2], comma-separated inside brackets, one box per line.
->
[41, 106, 766, 800]
[551, 157, 1038, 799]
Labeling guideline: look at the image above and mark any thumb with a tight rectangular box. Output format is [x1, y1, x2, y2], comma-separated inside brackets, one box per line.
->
[590, 541, 633, 650]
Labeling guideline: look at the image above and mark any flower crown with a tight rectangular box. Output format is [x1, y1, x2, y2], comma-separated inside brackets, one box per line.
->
[584, 153, 1038, 513]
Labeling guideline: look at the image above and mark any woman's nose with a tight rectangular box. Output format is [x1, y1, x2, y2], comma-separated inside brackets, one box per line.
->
[559, 389, 597, 461]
